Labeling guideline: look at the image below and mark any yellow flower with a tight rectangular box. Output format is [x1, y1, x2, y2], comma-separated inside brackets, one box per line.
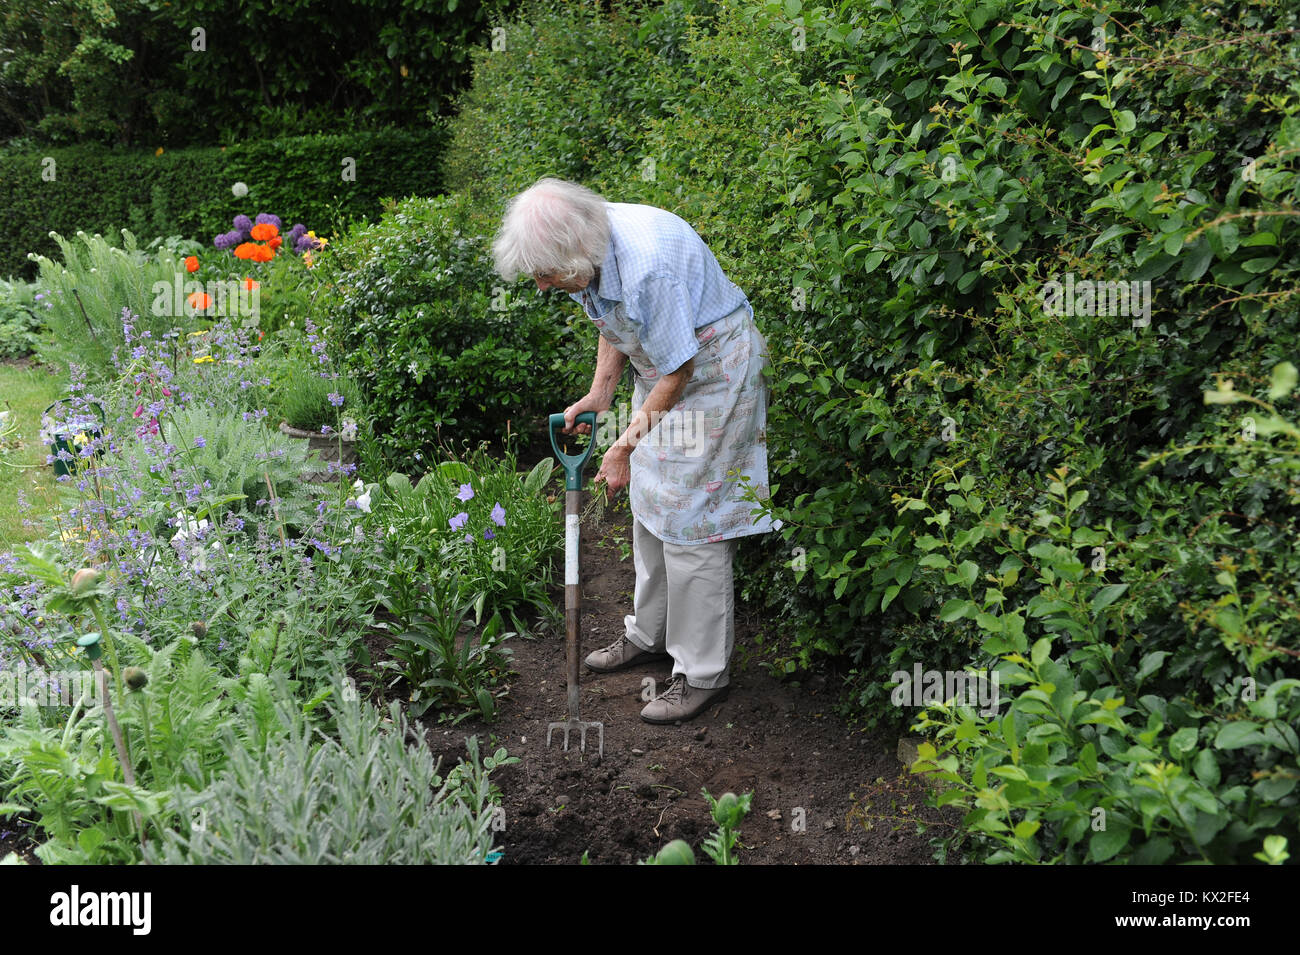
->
[303, 251, 314, 268]
[73, 431, 89, 446]
[188, 329, 209, 337]
[193, 355, 216, 364]
[155, 147, 164, 157]
[306, 230, 329, 248]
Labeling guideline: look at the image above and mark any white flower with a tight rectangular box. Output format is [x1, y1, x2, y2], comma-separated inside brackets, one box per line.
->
[232, 181, 248, 197]
[170, 510, 210, 544]
[355, 490, 372, 513]
[353, 525, 365, 543]
[352, 478, 364, 491]
[340, 418, 357, 442]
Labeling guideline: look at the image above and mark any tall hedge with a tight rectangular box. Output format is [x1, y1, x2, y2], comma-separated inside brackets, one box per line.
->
[1, 128, 447, 278]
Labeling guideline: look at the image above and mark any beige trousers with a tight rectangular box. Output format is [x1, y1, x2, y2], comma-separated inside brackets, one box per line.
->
[623, 518, 738, 690]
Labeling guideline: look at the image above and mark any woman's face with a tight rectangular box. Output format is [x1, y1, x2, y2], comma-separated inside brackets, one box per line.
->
[533, 270, 590, 293]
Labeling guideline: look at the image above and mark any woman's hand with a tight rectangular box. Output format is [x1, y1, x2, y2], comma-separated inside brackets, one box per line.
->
[594, 444, 631, 495]
[562, 392, 607, 435]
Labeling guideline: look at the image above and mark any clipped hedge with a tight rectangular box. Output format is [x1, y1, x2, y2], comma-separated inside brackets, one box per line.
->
[1, 128, 448, 278]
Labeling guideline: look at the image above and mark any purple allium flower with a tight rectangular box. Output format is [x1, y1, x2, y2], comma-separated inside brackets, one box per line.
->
[490, 502, 506, 527]
[294, 234, 316, 254]
[289, 223, 306, 239]
[232, 214, 253, 237]
[214, 230, 241, 250]
[456, 483, 474, 502]
[255, 213, 282, 229]
[449, 511, 468, 530]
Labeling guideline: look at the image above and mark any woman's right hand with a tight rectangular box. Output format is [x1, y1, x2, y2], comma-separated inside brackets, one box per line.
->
[562, 392, 607, 435]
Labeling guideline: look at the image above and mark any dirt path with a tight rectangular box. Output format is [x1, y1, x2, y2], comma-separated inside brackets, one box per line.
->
[413, 480, 943, 865]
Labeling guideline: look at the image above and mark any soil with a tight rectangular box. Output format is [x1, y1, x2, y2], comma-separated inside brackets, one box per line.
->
[363, 463, 953, 866]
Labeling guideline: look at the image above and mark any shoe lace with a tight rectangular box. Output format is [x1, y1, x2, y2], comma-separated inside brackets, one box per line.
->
[658, 674, 686, 703]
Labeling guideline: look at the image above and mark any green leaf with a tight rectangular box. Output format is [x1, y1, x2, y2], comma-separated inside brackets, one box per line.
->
[1215, 721, 1266, 750]
[1089, 820, 1131, 862]
[939, 599, 972, 622]
[1268, 362, 1298, 400]
[1090, 583, 1128, 612]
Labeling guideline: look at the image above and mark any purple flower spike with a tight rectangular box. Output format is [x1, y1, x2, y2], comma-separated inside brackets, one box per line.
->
[449, 511, 468, 530]
[490, 502, 506, 527]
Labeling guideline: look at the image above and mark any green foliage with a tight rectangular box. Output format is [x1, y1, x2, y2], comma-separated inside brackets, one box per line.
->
[275, 361, 363, 434]
[112, 400, 325, 541]
[0, 0, 503, 148]
[641, 788, 753, 864]
[373, 451, 561, 635]
[146, 678, 508, 865]
[362, 451, 560, 721]
[0, 129, 447, 278]
[0, 279, 45, 360]
[322, 192, 591, 457]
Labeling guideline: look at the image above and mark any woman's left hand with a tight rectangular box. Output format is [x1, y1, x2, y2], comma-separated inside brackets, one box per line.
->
[595, 445, 631, 495]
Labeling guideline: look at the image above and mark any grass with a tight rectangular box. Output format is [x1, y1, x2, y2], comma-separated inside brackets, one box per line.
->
[0, 360, 68, 548]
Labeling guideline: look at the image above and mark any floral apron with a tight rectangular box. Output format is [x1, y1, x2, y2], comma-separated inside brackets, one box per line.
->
[588, 298, 774, 545]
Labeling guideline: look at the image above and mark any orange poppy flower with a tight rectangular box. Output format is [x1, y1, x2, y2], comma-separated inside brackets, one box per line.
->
[187, 291, 212, 310]
[252, 244, 275, 262]
[242, 277, 260, 291]
[234, 243, 258, 260]
[268, 236, 282, 250]
[250, 223, 279, 241]
[185, 255, 199, 272]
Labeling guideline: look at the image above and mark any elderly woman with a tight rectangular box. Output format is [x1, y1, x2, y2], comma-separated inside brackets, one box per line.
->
[492, 177, 774, 724]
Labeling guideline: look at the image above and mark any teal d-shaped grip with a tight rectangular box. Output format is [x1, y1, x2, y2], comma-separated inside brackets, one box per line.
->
[548, 411, 598, 491]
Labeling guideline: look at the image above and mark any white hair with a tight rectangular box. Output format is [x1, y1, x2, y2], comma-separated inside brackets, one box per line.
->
[492, 177, 611, 283]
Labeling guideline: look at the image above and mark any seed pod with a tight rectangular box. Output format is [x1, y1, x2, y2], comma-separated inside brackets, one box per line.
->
[191, 620, 208, 639]
[70, 567, 100, 595]
[653, 840, 695, 865]
[123, 667, 149, 690]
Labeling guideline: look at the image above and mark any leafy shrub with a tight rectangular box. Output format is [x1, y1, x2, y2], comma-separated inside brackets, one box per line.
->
[372, 451, 561, 635]
[0, 279, 44, 360]
[147, 679, 510, 865]
[322, 192, 592, 459]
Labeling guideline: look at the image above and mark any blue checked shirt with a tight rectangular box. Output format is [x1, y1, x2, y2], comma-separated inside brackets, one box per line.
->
[569, 202, 752, 374]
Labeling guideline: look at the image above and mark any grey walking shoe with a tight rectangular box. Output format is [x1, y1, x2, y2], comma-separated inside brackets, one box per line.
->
[639, 674, 730, 724]
[584, 634, 670, 672]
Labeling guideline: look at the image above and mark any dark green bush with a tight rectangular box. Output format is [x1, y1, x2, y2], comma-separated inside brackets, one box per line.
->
[0, 129, 447, 278]
[321, 192, 592, 461]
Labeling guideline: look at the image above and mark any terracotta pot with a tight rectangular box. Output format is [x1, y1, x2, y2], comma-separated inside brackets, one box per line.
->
[278, 420, 356, 482]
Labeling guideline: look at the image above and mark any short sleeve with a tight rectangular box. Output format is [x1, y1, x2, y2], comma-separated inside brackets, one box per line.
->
[631, 272, 699, 374]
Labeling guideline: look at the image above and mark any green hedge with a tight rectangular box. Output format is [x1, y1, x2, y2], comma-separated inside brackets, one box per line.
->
[0, 128, 448, 278]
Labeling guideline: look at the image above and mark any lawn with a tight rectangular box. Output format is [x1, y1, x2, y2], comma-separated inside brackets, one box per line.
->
[0, 360, 66, 547]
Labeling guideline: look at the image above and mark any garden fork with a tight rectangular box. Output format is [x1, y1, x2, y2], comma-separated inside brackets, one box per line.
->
[545, 410, 603, 759]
